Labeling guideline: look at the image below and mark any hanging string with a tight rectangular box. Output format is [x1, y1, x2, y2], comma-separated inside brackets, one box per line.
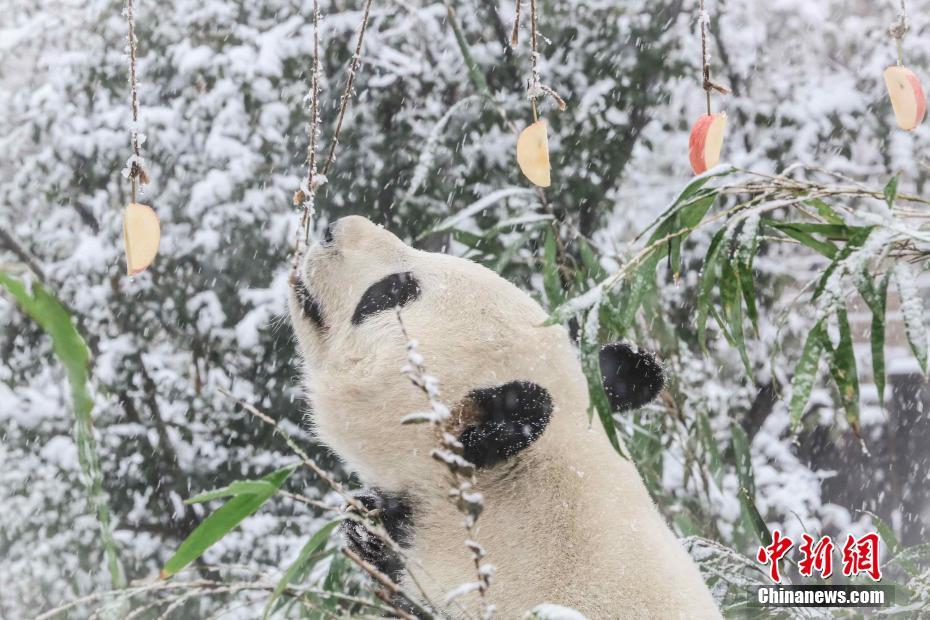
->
[296, 0, 323, 249]
[124, 0, 148, 204]
[698, 0, 730, 115]
[518, 0, 565, 121]
[889, 0, 909, 66]
[293, 0, 375, 258]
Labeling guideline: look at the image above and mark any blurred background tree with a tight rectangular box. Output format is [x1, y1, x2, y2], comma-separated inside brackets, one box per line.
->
[1, 0, 928, 616]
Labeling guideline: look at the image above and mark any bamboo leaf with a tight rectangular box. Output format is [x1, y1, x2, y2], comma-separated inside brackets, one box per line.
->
[764, 220, 839, 259]
[697, 228, 727, 352]
[731, 423, 755, 497]
[0, 273, 126, 588]
[738, 261, 759, 336]
[263, 518, 343, 619]
[731, 423, 771, 546]
[720, 261, 753, 378]
[186, 480, 279, 504]
[698, 412, 723, 485]
[161, 464, 297, 578]
[823, 307, 860, 433]
[577, 238, 606, 281]
[636, 167, 733, 242]
[883, 175, 899, 209]
[806, 198, 844, 225]
[789, 320, 826, 431]
[812, 227, 873, 302]
[445, 5, 492, 100]
[893, 263, 929, 375]
[541, 228, 564, 307]
[860, 272, 890, 409]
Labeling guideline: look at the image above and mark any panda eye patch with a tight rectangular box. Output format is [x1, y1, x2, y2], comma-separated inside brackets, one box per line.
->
[294, 279, 325, 330]
[351, 272, 421, 325]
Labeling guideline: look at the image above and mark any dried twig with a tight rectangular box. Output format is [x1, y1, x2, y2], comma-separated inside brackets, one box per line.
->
[397, 312, 495, 619]
[122, 0, 149, 202]
[342, 547, 430, 620]
[889, 0, 909, 65]
[698, 0, 730, 115]
[215, 387, 446, 614]
[322, 0, 374, 178]
[0, 225, 47, 281]
[294, 0, 375, 256]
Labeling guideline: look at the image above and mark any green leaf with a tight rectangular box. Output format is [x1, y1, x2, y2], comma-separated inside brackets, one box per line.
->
[577, 238, 606, 281]
[161, 464, 297, 578]
[0, 273, 126, 589]
[635, 168, 733, 242]
[823, 307, 860, 433]
[585, 344, 623, 456]
[541, 228, 564, 307]
[720, 261, 753, 379]
[738, 261, 759, 336]
[731, 423, 771, 547]
[696, 228, 727, 351]
[445, 4, 492, 100]
[806, 198, 844, 225]
[764, 220, 838, 259]
[883, 175, 899, 209]
[263, 518, 343, 619]
[731, 423, 755, 497]
[185, 480, 280, 504]
[893, 263, 929, 375]
[698, 412, 723, 485]
[789, 320, 826, 431]
[812, 227, 873, 302]
[859, 271, 890, 410]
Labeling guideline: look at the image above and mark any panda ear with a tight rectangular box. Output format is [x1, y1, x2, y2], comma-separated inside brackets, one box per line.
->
[599, 342, 664, 412]
[456, 381, 553, 469]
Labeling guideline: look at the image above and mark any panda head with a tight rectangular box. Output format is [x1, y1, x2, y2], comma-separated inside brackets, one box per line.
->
[289, 216, 663, 491]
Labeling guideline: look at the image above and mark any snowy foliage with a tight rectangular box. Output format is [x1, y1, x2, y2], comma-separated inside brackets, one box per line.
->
[1, 0, 929, 616]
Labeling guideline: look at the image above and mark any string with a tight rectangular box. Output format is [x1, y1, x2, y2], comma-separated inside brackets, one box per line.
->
[698, 0, 729, 115]
[889, 0, 908, 66]
[125, 0, 147, 204]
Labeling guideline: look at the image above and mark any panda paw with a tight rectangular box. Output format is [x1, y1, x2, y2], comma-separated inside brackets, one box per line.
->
[341, 489, 414, 584]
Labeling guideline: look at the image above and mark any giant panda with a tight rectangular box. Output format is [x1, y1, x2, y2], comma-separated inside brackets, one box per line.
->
[288, 215, 720, 618]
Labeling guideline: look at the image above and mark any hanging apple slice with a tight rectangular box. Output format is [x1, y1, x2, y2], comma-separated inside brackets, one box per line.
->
[884, 66, 926, 131]
[516, 119, 551, 187]
[688, 112, 727, 175]
[123, 202, 160, 276]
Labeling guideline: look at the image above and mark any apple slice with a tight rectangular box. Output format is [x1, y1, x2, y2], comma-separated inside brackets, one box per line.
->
[688, 112, 727, 175]
[884, 66, 926, 131]
[517, 119, 551, 187]
[123, 202, 160, 276]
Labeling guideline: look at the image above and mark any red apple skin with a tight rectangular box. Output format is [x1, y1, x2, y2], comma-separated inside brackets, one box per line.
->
[906, 71, 927, 127]
[689, 114, 715, 175]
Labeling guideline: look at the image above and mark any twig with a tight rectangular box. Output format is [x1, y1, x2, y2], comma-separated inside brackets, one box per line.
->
[295, 0, 325, 253]
[397, 312, 494, 619]
[698, 0, 730, 115]
[0, 225, 47, 281]
[889, 0, 908, 65]
[342, 547, 430, 620]
[321, 0, 374, 177]
[123, 0, 148, 202]
[215, 388, 447, 614]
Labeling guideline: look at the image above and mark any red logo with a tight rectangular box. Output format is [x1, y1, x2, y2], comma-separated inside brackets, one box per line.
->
[756, 531, 882, 583]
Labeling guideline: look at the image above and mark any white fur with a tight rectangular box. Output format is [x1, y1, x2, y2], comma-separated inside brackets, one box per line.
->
[289, 216, 720, 618]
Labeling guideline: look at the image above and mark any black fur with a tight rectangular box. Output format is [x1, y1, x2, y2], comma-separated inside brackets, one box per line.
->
[341, 489, 415, 584]
[351, 272, 421, 325]
[294, 279, 325, 329]
[458, 381, 553, 468]
[599, 342, 664, 411]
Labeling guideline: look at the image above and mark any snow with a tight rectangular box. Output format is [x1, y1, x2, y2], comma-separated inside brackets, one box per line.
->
[1, 0, 929, 616]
